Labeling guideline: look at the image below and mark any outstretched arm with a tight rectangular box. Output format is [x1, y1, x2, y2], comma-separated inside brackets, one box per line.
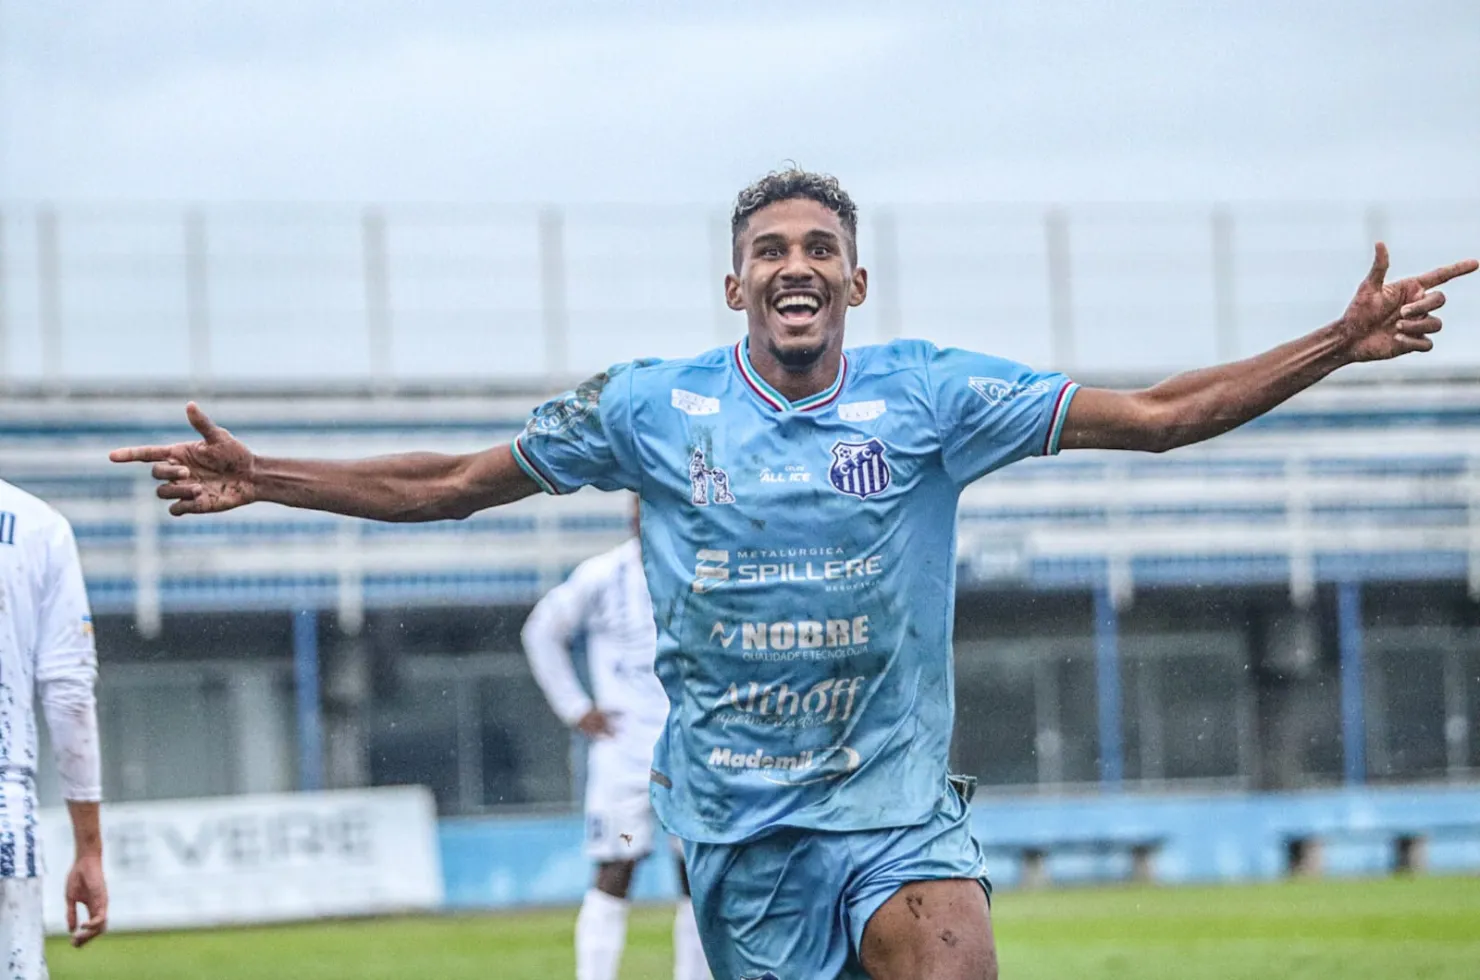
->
[110, 402, 540, 521]
[1060, 245, 1477, 453]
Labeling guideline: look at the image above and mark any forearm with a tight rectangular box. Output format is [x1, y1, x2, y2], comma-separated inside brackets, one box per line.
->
[67, 801, 102, 858]
[1139, 321, 1350, 451]
[253, 446, 534, 522]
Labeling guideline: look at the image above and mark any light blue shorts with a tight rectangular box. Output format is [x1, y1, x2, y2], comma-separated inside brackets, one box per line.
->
[681, 780, 990, 980]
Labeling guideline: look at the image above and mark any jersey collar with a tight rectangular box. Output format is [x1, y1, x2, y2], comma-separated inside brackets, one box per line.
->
[732, 339, 848, 413]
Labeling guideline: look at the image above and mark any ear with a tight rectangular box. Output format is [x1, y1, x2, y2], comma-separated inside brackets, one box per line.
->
[724, 272, 746, 312]
[848, 266, 868, 308]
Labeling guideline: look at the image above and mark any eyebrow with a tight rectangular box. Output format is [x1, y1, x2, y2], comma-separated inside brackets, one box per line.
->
[749, 229, 843, 251]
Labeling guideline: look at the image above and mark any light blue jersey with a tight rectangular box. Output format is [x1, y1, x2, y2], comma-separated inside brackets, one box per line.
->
[513, 339, 1077, 845]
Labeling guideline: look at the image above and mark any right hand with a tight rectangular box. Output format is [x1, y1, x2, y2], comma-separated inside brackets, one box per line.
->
[108, 402, 257, 516]
[575, 708, 617, 739]
[64, 853, 108, 948]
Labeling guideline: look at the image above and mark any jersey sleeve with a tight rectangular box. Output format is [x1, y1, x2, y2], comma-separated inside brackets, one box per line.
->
[520, 563, 600, 726]
[35, 515, 103, 802]
[928, 345, 1079, 487]
[510, 361, 648, 495]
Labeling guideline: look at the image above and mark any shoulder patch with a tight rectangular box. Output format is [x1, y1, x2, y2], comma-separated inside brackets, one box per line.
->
[968, 376, 1054, 407]
[671, 388, 721, 416]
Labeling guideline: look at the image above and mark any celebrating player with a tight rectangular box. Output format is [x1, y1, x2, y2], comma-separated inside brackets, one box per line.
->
[110, 170, 1474, 980]
[0, 479, 108, 978]
[521, 498, 709, 980]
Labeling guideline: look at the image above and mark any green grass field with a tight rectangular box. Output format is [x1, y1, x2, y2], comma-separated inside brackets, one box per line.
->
[48, 876, 1480, 979]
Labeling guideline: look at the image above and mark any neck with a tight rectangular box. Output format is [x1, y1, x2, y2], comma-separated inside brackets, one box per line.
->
[746, 336, 843, 404]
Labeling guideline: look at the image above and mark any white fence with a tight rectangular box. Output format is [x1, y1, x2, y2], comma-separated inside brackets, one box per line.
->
[2, 201, 1479, 388]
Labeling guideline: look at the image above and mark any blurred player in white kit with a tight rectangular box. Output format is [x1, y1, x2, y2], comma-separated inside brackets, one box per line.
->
[0, 480, 108, 977]
[522, 499, 709, 980]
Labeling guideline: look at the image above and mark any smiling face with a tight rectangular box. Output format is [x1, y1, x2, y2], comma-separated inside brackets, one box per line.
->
[725, 197, 868, 372]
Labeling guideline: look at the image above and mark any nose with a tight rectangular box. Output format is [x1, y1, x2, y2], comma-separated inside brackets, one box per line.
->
[780, 245, 815, 282]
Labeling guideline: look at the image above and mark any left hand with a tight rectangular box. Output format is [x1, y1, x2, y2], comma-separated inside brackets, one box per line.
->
[1338, 243, 1477, 362]
[64, 853, 108, 948]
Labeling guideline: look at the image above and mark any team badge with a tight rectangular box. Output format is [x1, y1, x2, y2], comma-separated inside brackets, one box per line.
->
[689, 448, 735, 506]
[828, 439, 891, 500]
[968, 376, 1052, 407]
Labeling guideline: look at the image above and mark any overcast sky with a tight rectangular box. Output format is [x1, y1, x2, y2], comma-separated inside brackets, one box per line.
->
[4, 0, 1477, 206]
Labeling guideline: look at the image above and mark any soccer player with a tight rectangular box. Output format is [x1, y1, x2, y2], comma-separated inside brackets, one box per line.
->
[521, 498, 710, 980]
[0, 479, 108, 977]
[110, 171, 1474, 980]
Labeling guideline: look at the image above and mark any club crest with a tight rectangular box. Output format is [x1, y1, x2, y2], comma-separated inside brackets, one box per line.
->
[828, 439, 891, 500]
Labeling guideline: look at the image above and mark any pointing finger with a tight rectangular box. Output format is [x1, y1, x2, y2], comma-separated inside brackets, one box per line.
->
[109, 446, 175, 464]
[1364, 242, 1390, 289]
[1416, 257, 1479, 289]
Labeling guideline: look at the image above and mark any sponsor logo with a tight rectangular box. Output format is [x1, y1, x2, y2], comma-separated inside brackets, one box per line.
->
[828, 439, 891, 500]
[838, 399, 886, 422]
[708, 746, 816, 772]
[737, 554, 883, 586]
[671, 388, 721, 416]
[692, 549, 730, 594]
[710, 616, 871, 652]
[715, 675, 867, 723]
[759, 463, 811, 484]
[696, 547, 885, 593]
[689, 448, 735, 506]
[708, 745, 863, 786]
[968, 376, 1053, 407]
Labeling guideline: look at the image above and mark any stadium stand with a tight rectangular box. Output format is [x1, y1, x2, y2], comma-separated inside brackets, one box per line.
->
[6, 374, 1480, 626]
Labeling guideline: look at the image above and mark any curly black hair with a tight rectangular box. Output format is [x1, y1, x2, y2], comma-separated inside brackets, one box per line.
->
[730, 168, 859, 268]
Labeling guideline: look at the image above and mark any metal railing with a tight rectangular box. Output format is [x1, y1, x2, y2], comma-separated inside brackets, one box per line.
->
[6, 429, 1474, 634]
[3, 201, 1479, 388]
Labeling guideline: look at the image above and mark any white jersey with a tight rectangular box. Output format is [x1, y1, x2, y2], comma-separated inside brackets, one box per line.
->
[521, 539, 668, 773]
[0, 480, 102, 879]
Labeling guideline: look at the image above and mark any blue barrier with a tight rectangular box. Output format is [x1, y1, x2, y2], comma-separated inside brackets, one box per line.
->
[438, 786, 1480, 909]
[441, 814, 681, 910]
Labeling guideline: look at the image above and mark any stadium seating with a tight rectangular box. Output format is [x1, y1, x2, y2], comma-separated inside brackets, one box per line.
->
[4, 374, 1479, 629]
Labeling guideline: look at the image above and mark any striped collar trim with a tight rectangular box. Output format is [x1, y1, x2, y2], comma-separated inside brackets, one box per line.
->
[732, 340, 848, 413]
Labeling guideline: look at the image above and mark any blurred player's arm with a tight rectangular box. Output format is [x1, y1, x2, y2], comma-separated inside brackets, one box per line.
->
[1060, 246, 1476, 453]
[522, 571, 615, 739]
[109, 402, 538, 521]
[35, 516, 108, 947]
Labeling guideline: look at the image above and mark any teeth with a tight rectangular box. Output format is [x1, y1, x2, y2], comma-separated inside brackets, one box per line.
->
[774, 294, 820, 312]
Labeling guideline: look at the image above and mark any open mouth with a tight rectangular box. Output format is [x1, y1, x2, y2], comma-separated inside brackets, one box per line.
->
[771, 291, 823, 324]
